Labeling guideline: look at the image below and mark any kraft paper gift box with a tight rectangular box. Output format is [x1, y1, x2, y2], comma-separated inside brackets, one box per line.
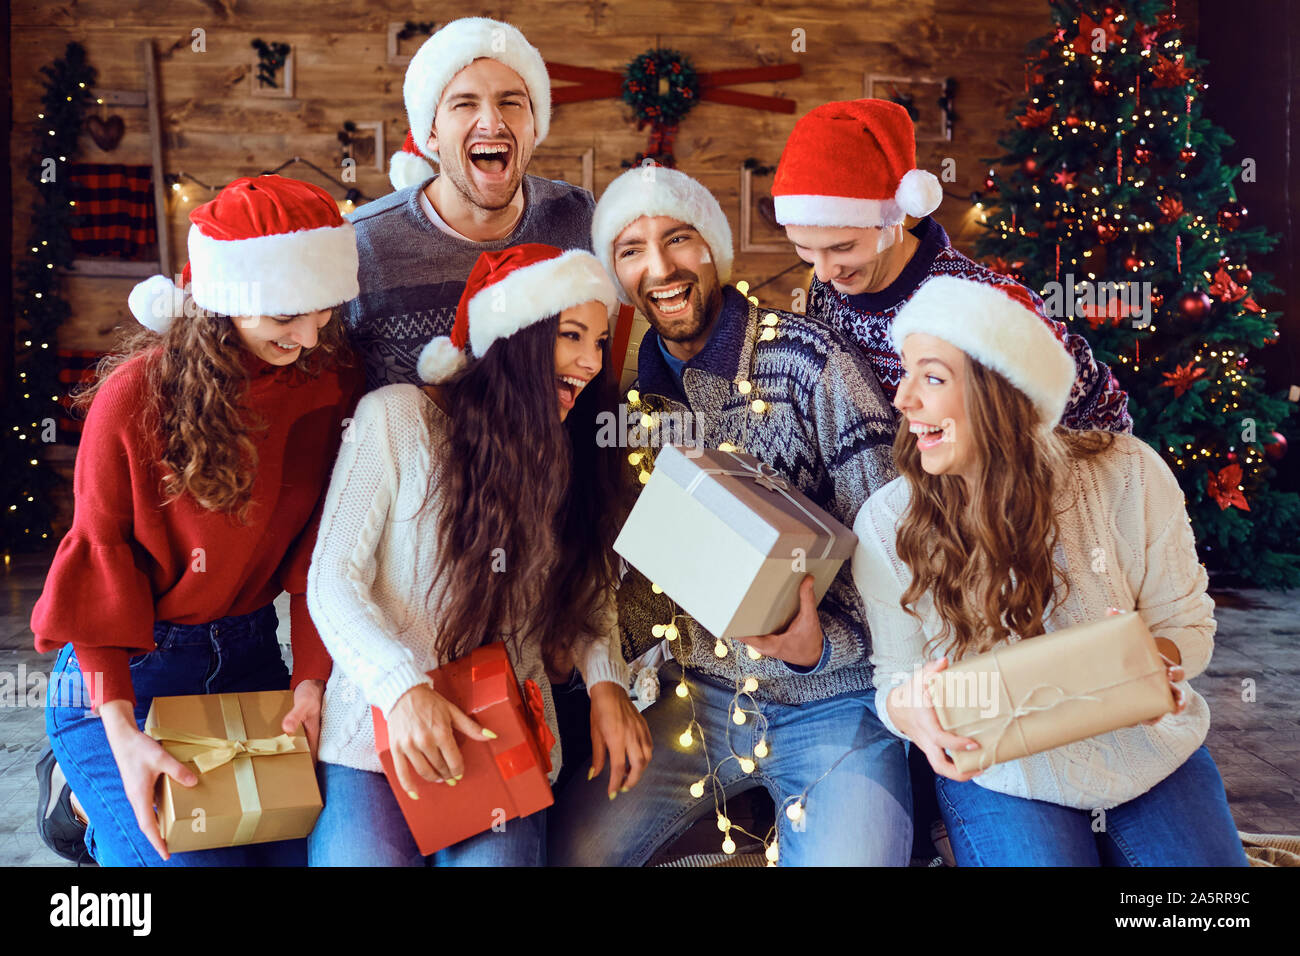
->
[371, 642, 554, 856]
[144, 690, 321, 853]
[927, 610, 1176, 774]
[613, 444, 857, 640]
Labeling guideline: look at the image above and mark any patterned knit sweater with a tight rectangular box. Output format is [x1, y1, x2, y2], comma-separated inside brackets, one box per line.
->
[307, 384, 630, 778]
[807, 217, 1133, 434]
[342, 175, 595, 391]
[853, 432, 1212, 810]
[619, 286, 898, 704]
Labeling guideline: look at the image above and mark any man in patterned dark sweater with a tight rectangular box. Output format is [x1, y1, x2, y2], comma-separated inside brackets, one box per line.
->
[773, 99, 1132, 434]
[548, 166, 913, 867]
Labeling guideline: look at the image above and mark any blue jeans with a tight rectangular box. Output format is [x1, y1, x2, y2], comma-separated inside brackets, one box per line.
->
[308, 761, 547, 866]
[548, 660, 912, 866]
[934, 744, 1249, 866]
[44, 604, 306, 867]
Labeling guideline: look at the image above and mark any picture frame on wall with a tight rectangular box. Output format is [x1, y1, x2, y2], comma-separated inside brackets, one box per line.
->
[348, 121, 385, 172]
[530, 147, 594, 195]
[388, 22, 439, 66]
[250, 44, 294, 99]
[864, 74, 952, 142]
[739, 163, 789, 254]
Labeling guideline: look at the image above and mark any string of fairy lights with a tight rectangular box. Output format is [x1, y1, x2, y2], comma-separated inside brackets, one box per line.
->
[625, 280, 867, 864]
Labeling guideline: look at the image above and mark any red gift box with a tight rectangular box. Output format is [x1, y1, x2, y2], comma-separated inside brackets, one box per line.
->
[371, 642, 555, 856]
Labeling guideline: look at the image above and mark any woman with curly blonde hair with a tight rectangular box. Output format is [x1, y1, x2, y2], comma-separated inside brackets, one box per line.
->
[31, 176, 364, 866]
[852, 275, 1247, 867]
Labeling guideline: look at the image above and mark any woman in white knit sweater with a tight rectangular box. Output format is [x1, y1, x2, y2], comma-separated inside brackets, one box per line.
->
[306, 245, 651, 866]
[852, 276, 1247, 866]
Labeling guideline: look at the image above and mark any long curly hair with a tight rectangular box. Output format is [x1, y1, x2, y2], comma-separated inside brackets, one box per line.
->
[893, 357, 1114, 660]
[74, 308, 350, 523]
[420, 316, 631, 674]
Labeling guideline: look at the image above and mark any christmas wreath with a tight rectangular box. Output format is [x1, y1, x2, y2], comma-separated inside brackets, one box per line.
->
[622, 49, 700, 166]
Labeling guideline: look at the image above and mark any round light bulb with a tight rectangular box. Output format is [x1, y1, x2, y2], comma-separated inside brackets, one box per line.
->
[762, 313, 779, 326]
[675, 681, 689, 698]
[742, 677, 758, 694]
[786, 802, 804, 822]
[737, 380, 752, 394]
[751, 399, 766, 413]
[746, 645, 762, 661]
[765, 842, 779, 862]
[651, 583, 664, 594]
[628, 452, 643, 465]
[627, 389, 640, 404]
[714, 639, 728, 658]
[651, 624, 665, 638]
[679, 730, 693, 747]
[732, 708, 747, 726]
[722, 837, 736, 854]
[640, 413, 654, 429]
[664, 624, 679, 640]
[739, 757, 755, 774]
[717, 441, 736, 452]
[716, 814, 730, 832]
[638, 471, 650, 485]
[754, 740, 769, 758]
[689, 780, 705, 798]
[760, 328, 776, 341]
[735, 280, 750, 294]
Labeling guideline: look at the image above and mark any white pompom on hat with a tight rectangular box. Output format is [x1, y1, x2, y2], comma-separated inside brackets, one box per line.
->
[590, 165, 734, 305]
[891, 275, 1076, 429]
[773, 99, 943, 228]
[126, 175, 359, 335]
[420, 244, 619, 383]
[389, 130, 437, 191]
[392, 17, 551, 182]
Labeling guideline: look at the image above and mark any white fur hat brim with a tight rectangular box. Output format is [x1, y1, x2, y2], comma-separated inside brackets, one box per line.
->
[591, 166, 735, 305]
[389, 149, 437, 191]
[466, 250, 619, 358]
[891, 275, 1076, 428]
[404, 18, 551, 165]
[186, 221, 359, 318]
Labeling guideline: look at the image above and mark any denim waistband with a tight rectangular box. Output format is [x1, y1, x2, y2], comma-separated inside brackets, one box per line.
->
[152, 603, 278, 649]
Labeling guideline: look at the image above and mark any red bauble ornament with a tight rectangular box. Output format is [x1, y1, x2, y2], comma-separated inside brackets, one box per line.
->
[1022, 155, 1041, 176]
[1133, 146, 1153, 166]
[1096, 221, 1119, 243]
[1150, 290, 1164, 309]
[1217, 202, 1247, 232]
[1064, 112, 1082, 128]
[984, 170, 997, 191]
[1226, 450, 1238, 463]
[1123, 253, 1142, 272]
[1178, 290, 1212, 320]
[1233, 265, 1252, 284]
[1178, 146, 1197, 164]
[1091, 75, 1114, 96]
[1265, 432, 1288, 461]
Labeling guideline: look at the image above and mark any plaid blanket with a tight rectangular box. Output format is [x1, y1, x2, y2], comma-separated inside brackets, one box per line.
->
[68, 164, 157, 259]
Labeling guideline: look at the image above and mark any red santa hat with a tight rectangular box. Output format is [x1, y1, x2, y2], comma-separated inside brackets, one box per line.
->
[390, 17, 551, 191]
[127, 175, 358, 334]
[891, 276, 1076, 428]
[773, 99, 943, 230]
[418, 243, 619, 383]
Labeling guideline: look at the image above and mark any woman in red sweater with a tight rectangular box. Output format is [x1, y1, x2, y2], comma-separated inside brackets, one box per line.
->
[30, 176, 364, 866]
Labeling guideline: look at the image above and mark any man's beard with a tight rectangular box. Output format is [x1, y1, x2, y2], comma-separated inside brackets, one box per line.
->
[442, 144, 526, 211]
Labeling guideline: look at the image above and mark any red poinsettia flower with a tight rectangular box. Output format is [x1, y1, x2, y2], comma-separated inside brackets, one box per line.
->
[1206, 463, 1250, 511]
[1161, 361, 1207, 398]
[1017, 105, 1055, 128]
[1152, 54, 1195, 88]
[1052, 168, 1078, 188]
[1073, 13, 1120, 55]
[1156, 194, 1185, 223]
[1208, 266, 1248, 303]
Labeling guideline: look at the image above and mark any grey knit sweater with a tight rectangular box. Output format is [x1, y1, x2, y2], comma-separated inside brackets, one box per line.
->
[621, 286, 899, 704]
[342, 175, 596, 390]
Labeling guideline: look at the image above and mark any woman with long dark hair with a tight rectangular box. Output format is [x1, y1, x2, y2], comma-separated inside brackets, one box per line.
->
[852, 275, 1247, 867]
[32, 176, 364, 866]
[306, 244, 651, 866]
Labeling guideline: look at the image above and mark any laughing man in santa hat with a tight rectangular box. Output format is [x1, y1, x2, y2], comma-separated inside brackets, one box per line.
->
[343, 17, 596, 391]
[773, 98, 1132, 434]
[547, 165, 911, 867]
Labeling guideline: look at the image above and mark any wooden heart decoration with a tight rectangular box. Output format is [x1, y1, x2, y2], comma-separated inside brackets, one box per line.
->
[86, 115, 125, 151]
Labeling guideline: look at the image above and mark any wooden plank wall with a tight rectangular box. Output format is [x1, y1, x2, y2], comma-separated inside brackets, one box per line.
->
[10, 0, 1057, 360]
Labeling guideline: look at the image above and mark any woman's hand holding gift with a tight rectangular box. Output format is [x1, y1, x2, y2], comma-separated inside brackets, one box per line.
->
[588, 682, 653, 799]
[886, 657, 984, 782]
[387, 683, 494, 797]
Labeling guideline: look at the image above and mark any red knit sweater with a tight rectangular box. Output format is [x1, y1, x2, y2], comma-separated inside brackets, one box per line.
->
[30, 345, 364, 709]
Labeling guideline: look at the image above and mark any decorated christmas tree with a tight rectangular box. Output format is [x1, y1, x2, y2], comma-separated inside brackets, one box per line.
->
[975, 1, 1299, 588]
[3, 43, 97, 555]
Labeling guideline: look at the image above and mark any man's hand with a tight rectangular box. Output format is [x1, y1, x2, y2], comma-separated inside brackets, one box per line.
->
[588, 682, 653, 798]
[737, 575, 824, 668]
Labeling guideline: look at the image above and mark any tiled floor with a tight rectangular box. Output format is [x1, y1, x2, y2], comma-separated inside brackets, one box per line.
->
[2, 550, 1297, 866]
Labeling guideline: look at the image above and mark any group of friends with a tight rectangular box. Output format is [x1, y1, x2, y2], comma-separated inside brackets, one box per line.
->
[30, 17, 1248, 868]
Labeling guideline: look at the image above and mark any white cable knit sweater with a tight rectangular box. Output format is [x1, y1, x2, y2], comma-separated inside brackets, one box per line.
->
[852, 433, 1213, 810]
[307, 383, 630, 778]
